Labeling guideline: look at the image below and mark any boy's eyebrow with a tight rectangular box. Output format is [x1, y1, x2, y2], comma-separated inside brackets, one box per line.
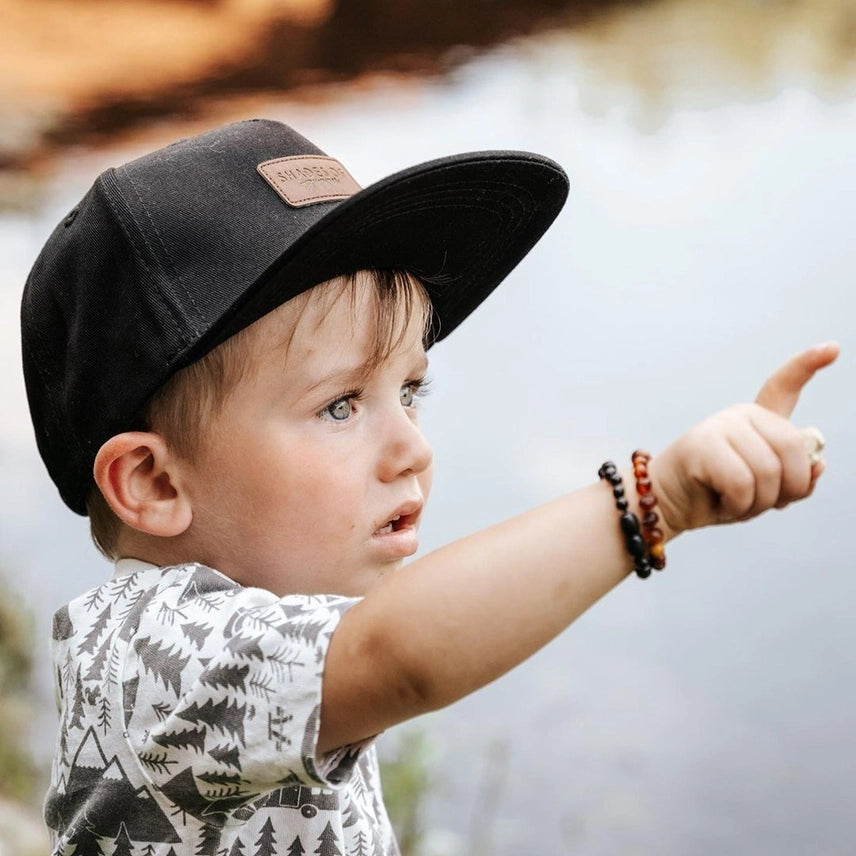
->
[304, 353, 429, 395]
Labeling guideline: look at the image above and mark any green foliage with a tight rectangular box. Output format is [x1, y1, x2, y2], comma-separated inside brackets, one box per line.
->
[379, 729, 433, 856]
[0, 573, 38, 801]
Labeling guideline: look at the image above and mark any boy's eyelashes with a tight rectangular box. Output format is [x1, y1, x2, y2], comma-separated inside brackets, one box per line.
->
[319, 388, 365, 422]
[317, 377, 432, 423]
[401, 376, 431, 407]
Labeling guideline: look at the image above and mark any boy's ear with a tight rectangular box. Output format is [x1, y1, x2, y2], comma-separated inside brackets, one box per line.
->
[93, 432, 192, 537]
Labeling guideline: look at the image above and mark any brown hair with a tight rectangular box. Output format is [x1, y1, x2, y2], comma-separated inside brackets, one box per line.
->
[87, 269, 433, 559]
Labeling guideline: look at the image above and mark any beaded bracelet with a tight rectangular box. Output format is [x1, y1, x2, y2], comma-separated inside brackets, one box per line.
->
[631, 450, 666, 570]
[598, 461, 652, 579]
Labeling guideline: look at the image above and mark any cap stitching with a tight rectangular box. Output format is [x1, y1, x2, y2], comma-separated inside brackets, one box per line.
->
[118, 166, 203, 346]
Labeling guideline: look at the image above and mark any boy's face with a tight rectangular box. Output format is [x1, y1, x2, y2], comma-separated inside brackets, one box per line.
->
[179, 276, 433, 597]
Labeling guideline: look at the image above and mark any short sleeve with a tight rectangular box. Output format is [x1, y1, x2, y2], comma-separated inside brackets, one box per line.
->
[122, 565, 364, 819]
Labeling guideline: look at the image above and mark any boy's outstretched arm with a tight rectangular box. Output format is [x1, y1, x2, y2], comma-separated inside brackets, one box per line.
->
[318, 342, 839, 754]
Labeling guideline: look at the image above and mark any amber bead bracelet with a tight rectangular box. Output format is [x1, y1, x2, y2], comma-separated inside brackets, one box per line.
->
[631, 450, 666, 570]
[598, 461, 652, 579]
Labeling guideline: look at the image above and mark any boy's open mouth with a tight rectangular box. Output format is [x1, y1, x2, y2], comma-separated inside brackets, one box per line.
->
[374, 504, 421, 537]
[375, 516, 402, 536]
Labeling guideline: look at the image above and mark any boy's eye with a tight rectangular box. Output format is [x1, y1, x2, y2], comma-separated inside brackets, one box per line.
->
[325, 398, 353, 421]
[401, 378, 430, 408]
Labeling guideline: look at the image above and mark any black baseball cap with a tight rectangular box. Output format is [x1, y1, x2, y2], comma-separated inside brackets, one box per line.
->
[21, 118, 569, 514]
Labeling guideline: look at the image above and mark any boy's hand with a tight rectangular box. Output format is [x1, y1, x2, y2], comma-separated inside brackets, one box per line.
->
[649, 342, 840, 538]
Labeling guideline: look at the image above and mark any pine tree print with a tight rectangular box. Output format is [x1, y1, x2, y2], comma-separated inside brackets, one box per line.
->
[117, 586, 158, 642]
[53, 604, 74, 641]
[109, 572, 139, 603]
[181, 621, 213, 650]
[134, 637, 191, 696]
[62, 649, 76, 694]
[84, 632, 113, 682]
[152, 726, 207, 753]
[98, 694, 111, 735]
[348, 830, 369, 856]
[69, 666, 86, 730]
[197, 771, 242, 788]
[209, 744, 242, 771]
[348, 764, 367, 803]
[138, 751, 178, 776]
[297, 618, 328, 648]
[314, 822, 341, 856]
[84, 585, 105, 612]
[107, 644, 122, 690]
[176, 698, 246, 744]
[252, 818, 276, 856]
[112, 822, 134, 856]
[122, 676, 140, 721]
[59, 725, 70, 767]
[199, 663, 249, 693]
[227, 838, 246, 856]
[140, 845, 156, 856]
[286, 835, 306, 856]
[226, 635, 265, 661]
[78, 604, 112, 655]
[264, 646, 304, 682]
[196, 824, 221, 856]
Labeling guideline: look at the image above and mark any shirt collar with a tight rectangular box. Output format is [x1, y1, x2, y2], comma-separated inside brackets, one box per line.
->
[113, 557, 159, 579]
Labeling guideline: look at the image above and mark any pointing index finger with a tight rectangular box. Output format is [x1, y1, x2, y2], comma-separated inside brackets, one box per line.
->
[755, 341, 840, 417]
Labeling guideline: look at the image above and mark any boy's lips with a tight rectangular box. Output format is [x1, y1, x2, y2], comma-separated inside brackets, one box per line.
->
[372, 500, 423, 557]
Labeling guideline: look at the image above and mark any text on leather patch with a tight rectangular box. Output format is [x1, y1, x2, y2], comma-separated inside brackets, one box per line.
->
[257, 156, 361, 207]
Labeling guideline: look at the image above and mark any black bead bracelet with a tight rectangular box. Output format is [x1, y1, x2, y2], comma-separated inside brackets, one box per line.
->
[598, 460, 652, 579]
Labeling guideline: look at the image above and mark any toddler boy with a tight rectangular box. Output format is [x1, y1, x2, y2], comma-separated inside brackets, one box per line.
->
[22, 119, 836, 856]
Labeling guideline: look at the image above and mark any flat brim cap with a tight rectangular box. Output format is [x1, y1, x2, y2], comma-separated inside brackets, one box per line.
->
[22, 119, 569, 513]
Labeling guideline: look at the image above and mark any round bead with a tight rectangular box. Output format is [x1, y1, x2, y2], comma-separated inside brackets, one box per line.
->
[646, 527, 664, 544]
[636, 477, 652, 495]
[642, 511, 659, 527]
[632, 450, 651, 462]
[619, 512, 640, 537]
[649, 541, 666, 560]
[652, 556, 666, 571]
[636, 562, 652, 579]
[633, 465, 648, 479]
[616, 498, 629, 511]
[607, 473, 622, 487]
[612, 485, 625, 499]
[640, 494, 658, 510]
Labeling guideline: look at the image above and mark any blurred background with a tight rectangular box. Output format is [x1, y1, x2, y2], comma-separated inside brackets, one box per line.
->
[1, 0, 855, 853]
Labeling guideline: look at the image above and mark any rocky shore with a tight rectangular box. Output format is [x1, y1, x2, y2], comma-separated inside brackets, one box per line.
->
[0, 0, 614, 171]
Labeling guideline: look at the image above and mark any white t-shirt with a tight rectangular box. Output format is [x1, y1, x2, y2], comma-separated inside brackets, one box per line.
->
[45, 559, 399, 856]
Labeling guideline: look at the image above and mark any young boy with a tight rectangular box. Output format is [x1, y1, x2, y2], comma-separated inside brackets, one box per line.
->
[21, 119, 836, 856]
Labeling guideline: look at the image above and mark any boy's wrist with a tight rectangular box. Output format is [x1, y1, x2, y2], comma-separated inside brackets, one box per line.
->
[641, 458, 681, 544]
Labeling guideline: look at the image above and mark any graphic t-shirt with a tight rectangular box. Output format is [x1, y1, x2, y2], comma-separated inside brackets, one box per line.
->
[45, 559, 399, 856]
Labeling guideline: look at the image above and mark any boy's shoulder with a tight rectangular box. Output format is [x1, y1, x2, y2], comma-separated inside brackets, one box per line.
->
[54, 561, 358, 650]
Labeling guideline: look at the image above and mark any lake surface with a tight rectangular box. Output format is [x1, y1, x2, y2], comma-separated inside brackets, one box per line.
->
[2, 8, 855, 855]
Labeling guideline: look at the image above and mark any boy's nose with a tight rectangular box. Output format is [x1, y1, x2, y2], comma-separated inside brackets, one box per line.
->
[378, 412, 433, 482]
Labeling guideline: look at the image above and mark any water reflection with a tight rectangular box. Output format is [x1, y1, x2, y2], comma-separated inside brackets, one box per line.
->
[551, 0, 856, 129]
[2, 2, 856, 854]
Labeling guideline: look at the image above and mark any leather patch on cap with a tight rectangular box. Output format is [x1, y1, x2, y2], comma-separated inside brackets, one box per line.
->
[257, 155, 361, 207]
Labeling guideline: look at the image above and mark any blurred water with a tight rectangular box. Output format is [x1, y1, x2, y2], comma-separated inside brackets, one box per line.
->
[2, 20, 855, 856]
